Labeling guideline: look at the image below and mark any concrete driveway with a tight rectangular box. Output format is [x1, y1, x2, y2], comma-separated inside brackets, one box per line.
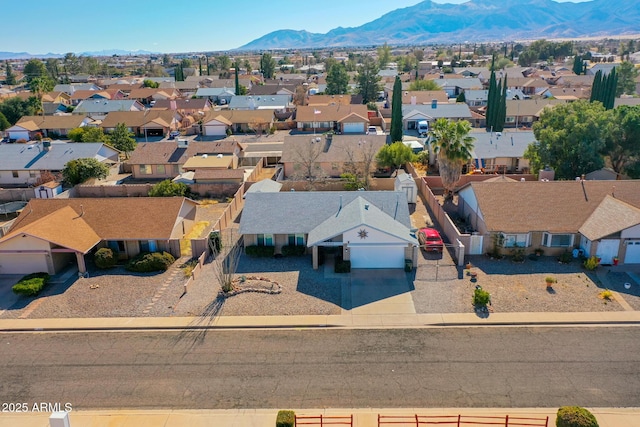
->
[345, 269, 416, 315]
[0, 275, 22, 316]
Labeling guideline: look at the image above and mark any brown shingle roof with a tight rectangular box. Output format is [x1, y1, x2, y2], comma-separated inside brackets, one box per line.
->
[468, 180, 640, 233]
[281, 134, 386, 164]
[128, 140, 242, 165]
[296, 104, 369, 122]
[579, 196, 640, 241]
[100, 110, 177, 129]
[203, 109, 274, 124]
[194, 169, 245, 180]
[6, 198, 196, 241]
[17, 115, 88, 129]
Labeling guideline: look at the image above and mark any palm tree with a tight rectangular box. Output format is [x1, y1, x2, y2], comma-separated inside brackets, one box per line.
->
[429, 118, 475, 199]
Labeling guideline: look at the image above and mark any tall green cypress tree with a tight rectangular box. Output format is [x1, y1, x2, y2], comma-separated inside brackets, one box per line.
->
[234, 62, 240, 96]
[486, 70, 497, 131]
[572, 55, 582, 75]
[605, 68, 617, 110]
[589, 70, 602, 103]
[390, 76, 403, 142]
[496, 75, 507, 132]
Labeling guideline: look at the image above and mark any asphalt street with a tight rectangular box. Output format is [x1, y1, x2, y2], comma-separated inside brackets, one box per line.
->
[0, 327, 639, 410]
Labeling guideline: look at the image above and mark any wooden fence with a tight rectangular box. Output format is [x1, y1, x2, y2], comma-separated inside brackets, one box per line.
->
[296, 414, 353, 426]
[378, 414, 548, 427]
[182, 250, 207, 294]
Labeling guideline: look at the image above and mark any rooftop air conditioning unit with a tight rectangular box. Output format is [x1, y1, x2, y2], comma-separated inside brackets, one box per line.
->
[177, 138, 189, 148]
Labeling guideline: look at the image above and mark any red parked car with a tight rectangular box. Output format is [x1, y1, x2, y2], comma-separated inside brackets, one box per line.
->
[417, 228, 444, 252]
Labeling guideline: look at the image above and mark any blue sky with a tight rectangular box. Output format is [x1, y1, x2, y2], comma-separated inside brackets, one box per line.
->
[4, 0, 590, 54]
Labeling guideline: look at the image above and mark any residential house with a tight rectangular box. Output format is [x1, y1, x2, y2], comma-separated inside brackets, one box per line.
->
[9, 115, 92, 140]
[201, 109, 275, 135]
[400, 90, 449, 106]
[73, 100, 145, 119]
[280, 134, 386, 179]
[53, 83, 102, 95]
[152, 98, 212, 114]
[435, 78, 483, 98]
[239, 191, 418, 269]
[248, 83, 297, 98]
[306, 94, 354, 107]
[401, 103, 473, 131]
[127, 139, 243, 180]
[506, 77, 550, 97]
[228, 95, 292, 110]
[456, 180, 640, 264]
[468, 130, 536, 173]
[194, 87, 235, 104]
[295, 104, 371, 133]
[100, 110, 180, 137]
[504, 99, 566, 129]
[0, 197, 197, 275]
[69, 89, 126, 106]
[544, 87, 590, 100]
[587, 63, 620, 76]
[127, 88, 181, 105]
[0, 141, 119, 186]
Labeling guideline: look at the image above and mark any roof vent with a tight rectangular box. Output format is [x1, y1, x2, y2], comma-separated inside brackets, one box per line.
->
[217, 154, 223, 158]
[364, 204, 370, 210]
[202, 154, 208, 158]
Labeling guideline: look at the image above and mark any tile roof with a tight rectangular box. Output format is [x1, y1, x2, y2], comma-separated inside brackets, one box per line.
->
[466, 180, 640, 233]
[579, 196, 640, 241]
[6, 198, 197, 241]
[239, 191, 412, 235]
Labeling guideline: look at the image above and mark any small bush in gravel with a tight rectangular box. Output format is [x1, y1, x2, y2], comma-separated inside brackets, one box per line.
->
[245, 245, 275, 257]
[276, 410, 295, 427]
[583, 256, 599, 271]
[282, 245, 306, 256]
[558, 251, 573, 264]
[94, 248, 117, 269]
[473, 287, 491, 307]
[125, 252, 175, 272]
[556, 406, 599, 427]
[12, 273, 50, 296]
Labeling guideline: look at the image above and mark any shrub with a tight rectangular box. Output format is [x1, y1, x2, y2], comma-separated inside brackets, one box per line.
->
[181, 258, 199, 277]
[558, 251, 573, 264]
[125, 251, 175, 272]
[12, 273, 50, 296]
[245, 245, 275, 257]
[282, 245, 306, 256]
[598, 290, 613, 301]
[473, 287, 491, 307]
[511, 247, 526, 262]
[94, 247, 117, 269]
[545, 276, 557, 284]
[335, 256, 351, 273]
[276, 410, 295, 427]
[583, 256, 599, 271]
[556, 406, 599, 427]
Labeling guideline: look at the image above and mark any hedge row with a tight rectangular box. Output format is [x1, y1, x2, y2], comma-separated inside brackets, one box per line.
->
[281, 245, 306, 256]
[245, 245, 275, 257]
[125, 252, 175, 272]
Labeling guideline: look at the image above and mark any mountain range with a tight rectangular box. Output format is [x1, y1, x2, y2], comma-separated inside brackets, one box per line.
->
[0, 49, 159, 61]
[238, 0, 640, 50]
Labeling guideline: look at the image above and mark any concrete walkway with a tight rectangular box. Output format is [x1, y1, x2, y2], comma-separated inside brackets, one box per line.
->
[1, 407, 639, 427]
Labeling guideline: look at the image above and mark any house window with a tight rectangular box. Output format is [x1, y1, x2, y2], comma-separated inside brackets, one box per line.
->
[506, 116, 516, 123]
[542, 233, 574, 247]
[140, 240, 157, 253]
[288, 234, 305, 246]
[156, 165, 166, 175]
[501, 233, 529, 248]
[139, 164, 152, 175]
[257, 234, 274, 246]
[12, 171, 19, 178]
[173, 165, 180, 174]
[29, 171, 37, 178]
[108, 240, 126, 252]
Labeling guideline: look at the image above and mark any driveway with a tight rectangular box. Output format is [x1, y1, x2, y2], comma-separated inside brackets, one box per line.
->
[0, 275, 22, 317]
[346, 269, 416, 315]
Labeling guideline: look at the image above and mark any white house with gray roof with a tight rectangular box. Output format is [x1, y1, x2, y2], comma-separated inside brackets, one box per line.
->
[402, 103, 472, 131]
[469, 130, 536, 173]
[239, 191, 418, 269]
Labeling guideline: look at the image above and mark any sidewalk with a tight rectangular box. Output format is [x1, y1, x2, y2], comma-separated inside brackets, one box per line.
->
[1, 407, 639, 427]
[1, 310, 640, 332]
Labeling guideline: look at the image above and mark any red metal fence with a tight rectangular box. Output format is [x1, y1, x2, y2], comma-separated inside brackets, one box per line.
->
[378, 414, 548, 427]
[295, 414, 354, 426]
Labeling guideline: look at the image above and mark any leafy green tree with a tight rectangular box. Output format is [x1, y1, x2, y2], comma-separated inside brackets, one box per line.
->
[109, 123, 136, 158]
[615, 61, 638, 96]
[0, 97, 37, 125]
[376, 141, 414, 176]
[377, 42, 392, 69]
[67, 127, 86, 142]
[326, 62, 349, 95]
[45, 58, 60, 82]
[429, 118, 474, 197]
[180, 58, 192, 69]
[605, 105, 640, 175]
[356, 56, 381, 104]
[29, 76, 54, 96]
[218, 55, 231, 71]
[260, 53, 276, 79]
[556, 406, 599, 427]
[340, 173, 366, 191]
[23, 59, 47, 84]
[5, 61, 16, 85]
[0, 111, 10, 131]
[81, 127, 110, 143]
[390, 76, 403, 143]
[527, 100, 609, 179]
[143, 79, 159, 88]
[62, 158, 109, 185]
[148, 179, 189, 197]
[572, 55, 584, 75]
[408, 79, 440, 91]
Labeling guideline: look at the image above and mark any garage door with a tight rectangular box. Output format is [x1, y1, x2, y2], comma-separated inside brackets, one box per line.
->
[0, 253, 49, 275]
[204, 125, 227, 136]
[349, 245, 405, 269]
[9, 130, 30, 141]
[342, 122, 365, 133]
[625, 240, 640, 264]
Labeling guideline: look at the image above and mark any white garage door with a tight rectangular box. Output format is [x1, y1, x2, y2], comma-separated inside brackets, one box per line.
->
[0, 253, 49, 275]
[9, 130, 30, 141]
[349, 245, 405, 269]
[342, 122, 365, 133]
[625, 240, 640, 264]
[204, 125, 227, 136]
[596, 239, 619, 265]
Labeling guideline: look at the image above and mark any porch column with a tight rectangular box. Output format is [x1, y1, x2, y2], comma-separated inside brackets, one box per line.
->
[76, 252, 87, 274]
[312, 246, 318, 270]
